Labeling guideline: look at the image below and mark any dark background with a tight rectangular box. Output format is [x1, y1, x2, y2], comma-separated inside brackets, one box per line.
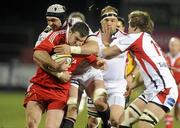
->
[0, 0, 180, 62]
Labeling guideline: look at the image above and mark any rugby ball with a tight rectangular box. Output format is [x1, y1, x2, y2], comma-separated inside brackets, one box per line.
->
[51, 54, 73, 65]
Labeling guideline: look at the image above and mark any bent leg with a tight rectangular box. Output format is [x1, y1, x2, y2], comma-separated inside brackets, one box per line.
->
[120, 98, 146, 128]
[138, 102, 166, 128]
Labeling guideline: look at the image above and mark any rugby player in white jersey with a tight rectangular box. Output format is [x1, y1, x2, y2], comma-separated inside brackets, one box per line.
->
[86, 6, 129, 128]
[101, 10, 178, 128]
[54, 15, 111, 128]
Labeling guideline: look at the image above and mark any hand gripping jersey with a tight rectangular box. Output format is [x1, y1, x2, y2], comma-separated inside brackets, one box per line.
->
[114, 32, 177, 91]
[31, 30, 97, 90]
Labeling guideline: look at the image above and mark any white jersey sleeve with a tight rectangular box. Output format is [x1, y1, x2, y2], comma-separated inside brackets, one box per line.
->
[114, 33, 141, 52]
[35, 26, 52, 46]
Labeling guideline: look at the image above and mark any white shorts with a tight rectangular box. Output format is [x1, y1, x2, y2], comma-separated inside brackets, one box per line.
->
[139, 86, 178, 112]
[105, 80, 127, 96]
[105, 80, 127, 107]
[71, 66, 103, 89]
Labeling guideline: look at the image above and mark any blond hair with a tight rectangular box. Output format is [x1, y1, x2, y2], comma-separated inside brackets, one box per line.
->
[128, 10, 154, 34]
[101, 6, 118, 16]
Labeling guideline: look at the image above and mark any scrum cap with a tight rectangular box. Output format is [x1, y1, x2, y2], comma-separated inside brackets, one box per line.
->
[46, 4, 66, 23]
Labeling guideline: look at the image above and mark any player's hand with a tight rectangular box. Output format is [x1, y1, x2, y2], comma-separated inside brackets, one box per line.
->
[101, 26, 111, 47]
[54, 59, 70, 72]
[124, 85, 133, 97]
[54, 44, 71, 54]
[94, 57, 107, 70]
[57, 71, 72, 83]
[72, 60, 91, 75]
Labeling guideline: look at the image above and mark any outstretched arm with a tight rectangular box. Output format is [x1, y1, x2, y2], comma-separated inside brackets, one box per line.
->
[102, 45, 122, 59]
[54, 37, 99, 55]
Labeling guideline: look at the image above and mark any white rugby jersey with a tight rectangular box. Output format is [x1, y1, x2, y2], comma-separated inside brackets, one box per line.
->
[35, 25, 53, 46]
[114, 32, 177, 90]
[96, 30, 128, 82]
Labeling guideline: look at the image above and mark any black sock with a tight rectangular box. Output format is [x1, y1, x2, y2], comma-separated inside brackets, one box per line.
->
[60, 118, 75, 128]
[97, 106, 110, 128]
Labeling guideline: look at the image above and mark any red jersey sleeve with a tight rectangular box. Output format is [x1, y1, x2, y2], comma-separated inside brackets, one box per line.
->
[34, 30, 66, 53]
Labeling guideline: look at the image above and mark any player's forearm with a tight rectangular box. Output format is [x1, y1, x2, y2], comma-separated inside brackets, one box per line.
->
[102, 46, 121, 59]
[33, 54, 66, 79]
[33, 50, 57, 70]
[81, 41, 99, 55]
[71, 41, 99, 55]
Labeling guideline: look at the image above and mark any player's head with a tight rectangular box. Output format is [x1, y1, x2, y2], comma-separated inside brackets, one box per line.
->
[117, 17, 125, 32]
[128, 10, 154, 34]
[68, 22, 89, 46]
[46, 4, 66, 31]
[68, 12, 86, 26]
[100, 5, 118, 34]
[169, 37, 180, 56]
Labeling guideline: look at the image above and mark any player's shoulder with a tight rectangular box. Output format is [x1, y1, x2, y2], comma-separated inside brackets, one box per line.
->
[116, 29, 127, 36]
[48, 29, 66, 42]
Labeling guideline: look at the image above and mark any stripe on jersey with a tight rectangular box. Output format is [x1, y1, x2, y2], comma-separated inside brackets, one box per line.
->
[48, 30, 66, 43]
[130, 33, 166, 89]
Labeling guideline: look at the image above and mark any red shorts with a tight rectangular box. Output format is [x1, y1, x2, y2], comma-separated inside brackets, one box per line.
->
[23, 83, 69, 110]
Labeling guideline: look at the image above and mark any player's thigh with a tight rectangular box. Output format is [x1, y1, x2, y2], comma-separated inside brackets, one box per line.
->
[94, 79, 105, 89]
[146, 102, 166, 119]
[25, 101, 44, 122]
[45, 109, 64, 128]
[131, 97, 147, 112]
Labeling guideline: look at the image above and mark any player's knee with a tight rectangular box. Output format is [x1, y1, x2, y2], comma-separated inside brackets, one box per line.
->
[27, 119, 39, 128]
[87, 116, 100, 128]
[121, 103, 142, 126]
[93, 88, 108, 110]
[110, 117, 119, 127]
[138, 109, 159, 128]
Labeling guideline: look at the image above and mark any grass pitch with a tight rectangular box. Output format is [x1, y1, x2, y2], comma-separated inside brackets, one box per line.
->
[0, 90, 179, 128]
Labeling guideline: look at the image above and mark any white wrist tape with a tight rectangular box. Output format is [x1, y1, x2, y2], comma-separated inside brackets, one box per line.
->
[70, 46, 81, 54]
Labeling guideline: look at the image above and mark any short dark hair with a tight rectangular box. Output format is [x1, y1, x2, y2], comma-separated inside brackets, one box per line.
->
[71, 22, 89, 37]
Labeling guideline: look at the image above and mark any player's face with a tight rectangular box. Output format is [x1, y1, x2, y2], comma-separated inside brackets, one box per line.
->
[169, 38, 180, 56]
[67, 31, 87, 46]
[46, 16, 62, 31]
[117, 21, 125, 32]
[101, 17, 118, 34]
